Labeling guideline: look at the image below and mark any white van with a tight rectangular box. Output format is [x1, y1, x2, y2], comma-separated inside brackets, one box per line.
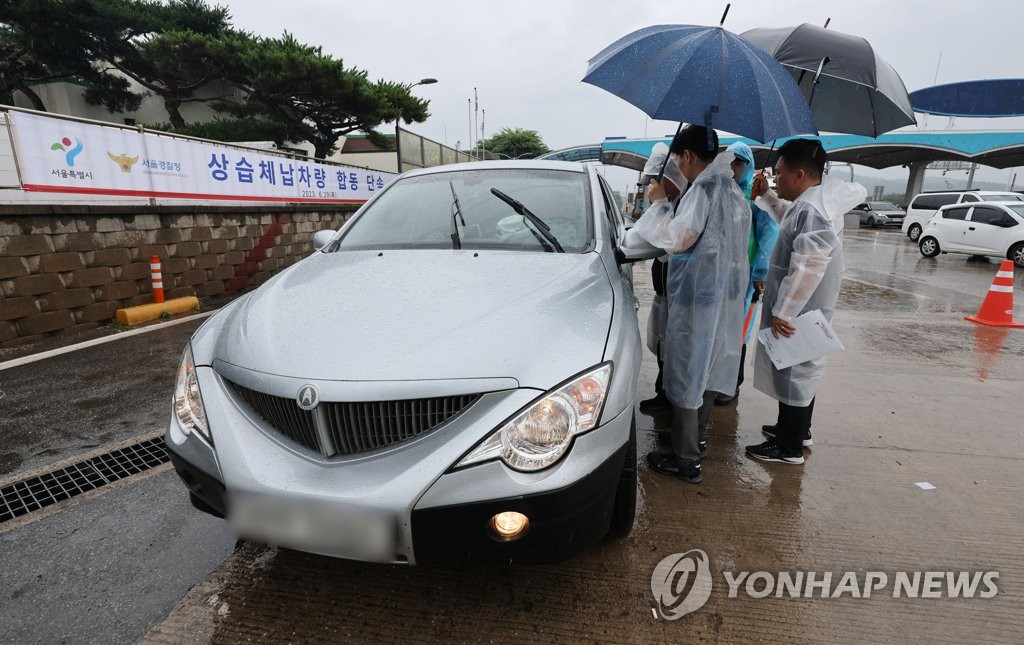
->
[902, 190, 1024, 241]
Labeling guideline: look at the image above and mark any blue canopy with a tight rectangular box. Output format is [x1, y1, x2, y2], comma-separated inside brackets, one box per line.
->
[910, 79, 1024, 117]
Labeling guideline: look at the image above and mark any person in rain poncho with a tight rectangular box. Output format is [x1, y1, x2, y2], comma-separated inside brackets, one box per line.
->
[626, 125, 750, 484]
[744, 138, 867, 465]
[637, 142, 688, 413]
[713, 142, 780, 406]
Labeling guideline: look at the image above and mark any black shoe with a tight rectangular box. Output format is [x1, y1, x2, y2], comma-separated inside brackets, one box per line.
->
[699, 440, 708, 459]
[714, 391, 738, 406]
[646, 452, 703, 484]
[745, 440, 804, 464]
[639, 393, 671, 412]
[761, 425, 813, 447]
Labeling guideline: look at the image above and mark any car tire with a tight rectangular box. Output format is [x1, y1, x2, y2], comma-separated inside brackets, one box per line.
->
[607, 414, 637, 538]
[1010, 242, 1024, 268]
[908, 223, 922, 241]
[919, 236, 941, 258]
[866, 217, 876, 228]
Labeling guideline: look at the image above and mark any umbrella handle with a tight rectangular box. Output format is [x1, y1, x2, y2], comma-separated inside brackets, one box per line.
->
[655, 122, 686, 183]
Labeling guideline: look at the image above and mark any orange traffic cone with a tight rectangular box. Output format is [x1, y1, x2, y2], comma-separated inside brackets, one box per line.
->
[965, 260, 1024, 328]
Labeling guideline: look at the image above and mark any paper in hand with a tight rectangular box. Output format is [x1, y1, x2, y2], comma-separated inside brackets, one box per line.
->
[757, 309, 844, 369]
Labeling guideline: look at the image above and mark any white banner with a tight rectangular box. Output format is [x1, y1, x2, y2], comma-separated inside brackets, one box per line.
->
[6, 111, 395, 203]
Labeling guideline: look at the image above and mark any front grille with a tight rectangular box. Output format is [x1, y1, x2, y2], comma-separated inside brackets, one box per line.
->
[229, 381, 480, 457]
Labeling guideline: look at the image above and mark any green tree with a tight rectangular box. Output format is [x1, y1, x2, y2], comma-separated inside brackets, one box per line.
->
[221, 32, 430, 158]
[144, 116, 292, 144]
[82, 0, 242, 129]
[478, 128, 550, 159]
[0, 0, 142, 113]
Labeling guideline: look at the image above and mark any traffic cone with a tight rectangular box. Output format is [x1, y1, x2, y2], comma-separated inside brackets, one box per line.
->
[965, 260, 1024, 328]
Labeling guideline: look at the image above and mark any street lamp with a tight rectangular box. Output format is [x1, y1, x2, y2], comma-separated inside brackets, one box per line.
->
[409, 78, 438, 89]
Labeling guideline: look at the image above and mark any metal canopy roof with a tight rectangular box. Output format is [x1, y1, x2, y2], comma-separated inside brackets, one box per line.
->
[589, 131, 1024, 170]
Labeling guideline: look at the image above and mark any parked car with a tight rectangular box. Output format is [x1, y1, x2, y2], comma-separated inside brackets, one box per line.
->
[848, 201, 906, 228]
[918, 201, 1024, 267]
[165, 161, 663, 565]
[902, 190, 1024, 242]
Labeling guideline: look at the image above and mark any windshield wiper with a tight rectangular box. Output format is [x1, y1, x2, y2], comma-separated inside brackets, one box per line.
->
[449, 180, 466, 250]
[489, 187, 564, 252]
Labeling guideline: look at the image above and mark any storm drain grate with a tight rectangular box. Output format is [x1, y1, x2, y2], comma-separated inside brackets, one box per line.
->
[0, 437, 169, 524]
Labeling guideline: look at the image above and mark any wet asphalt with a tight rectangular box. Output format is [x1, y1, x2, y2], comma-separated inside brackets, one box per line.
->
[1, 227, 1022, 643]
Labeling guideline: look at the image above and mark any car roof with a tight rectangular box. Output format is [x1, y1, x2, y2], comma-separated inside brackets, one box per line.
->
[937, 201, 1021, 210]
[399, 160, 588, 179]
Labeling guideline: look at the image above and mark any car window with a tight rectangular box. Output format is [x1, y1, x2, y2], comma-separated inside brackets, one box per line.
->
[979, 193, 1024, 202]
[335, 168, 592, 252]
[912, 194, 957, 209]
[970, 207, 1009, 226]
[941, 207, 969, 220]
[1005, 205, 1024, 223]
[961, 194, 980, 203]
[596, 174, 622, 241]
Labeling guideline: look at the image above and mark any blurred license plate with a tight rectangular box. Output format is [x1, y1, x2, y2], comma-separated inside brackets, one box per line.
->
[228, 493, 396, 562]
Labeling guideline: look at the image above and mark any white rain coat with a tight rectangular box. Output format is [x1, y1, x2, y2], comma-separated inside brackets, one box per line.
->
[752, 176, 867, 406]
[630, 153, 751, 409]
[639, 142, 688, 359]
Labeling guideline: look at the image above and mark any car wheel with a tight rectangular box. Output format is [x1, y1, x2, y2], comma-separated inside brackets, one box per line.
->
[919, 236, 941, 258]
[866, 217, 876, 228]
[607, 413, 637, 538]
[908, 223, 922, 241]
[1010, 242, 1024, 268]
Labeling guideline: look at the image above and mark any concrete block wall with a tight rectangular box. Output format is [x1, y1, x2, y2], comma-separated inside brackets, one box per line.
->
[0, 204, 358, 348]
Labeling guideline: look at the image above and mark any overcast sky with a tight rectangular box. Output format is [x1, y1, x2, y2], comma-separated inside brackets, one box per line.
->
[218, 0, 1024, 191]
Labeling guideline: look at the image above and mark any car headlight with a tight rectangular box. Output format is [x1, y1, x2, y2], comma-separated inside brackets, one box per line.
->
[174, 345, 211, 443]
[457, 363, 612, 472]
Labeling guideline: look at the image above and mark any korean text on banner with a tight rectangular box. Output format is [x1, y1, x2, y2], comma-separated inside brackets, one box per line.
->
[6, 111, 395, 204]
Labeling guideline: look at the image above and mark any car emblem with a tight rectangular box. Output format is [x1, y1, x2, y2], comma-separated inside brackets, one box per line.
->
[297, 384, 319, 410]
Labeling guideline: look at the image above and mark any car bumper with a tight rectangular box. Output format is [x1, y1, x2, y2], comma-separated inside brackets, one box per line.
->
[165, 366, 633, 565]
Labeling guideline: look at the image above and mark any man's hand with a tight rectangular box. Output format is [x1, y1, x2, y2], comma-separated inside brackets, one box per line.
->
[646, 178, 666, 203]
[754, 280, 765, 296]
[751, 172, 769, 199]
[771, 316, 795, 339]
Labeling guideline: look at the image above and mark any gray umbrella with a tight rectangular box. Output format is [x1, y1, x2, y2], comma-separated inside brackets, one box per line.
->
[741, 23, 916, 137]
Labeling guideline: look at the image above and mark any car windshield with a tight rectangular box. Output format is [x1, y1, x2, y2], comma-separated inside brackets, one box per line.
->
[980, 193, 1024, 202]
[869, 202, 900, 210]
[335, 168, 592, 252]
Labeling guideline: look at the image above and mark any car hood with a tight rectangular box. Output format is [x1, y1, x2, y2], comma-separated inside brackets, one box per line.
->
[204, 249, 614, 389]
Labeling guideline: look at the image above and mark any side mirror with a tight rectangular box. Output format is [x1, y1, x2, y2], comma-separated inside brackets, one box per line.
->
[313, 229, 336, 251]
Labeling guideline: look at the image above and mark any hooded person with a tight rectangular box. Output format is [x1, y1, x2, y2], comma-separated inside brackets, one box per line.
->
[637, 142, 688, 413]
[744, 138, 867, 464]
[714, 141, 781, 405]
[627, 124, 751, 484]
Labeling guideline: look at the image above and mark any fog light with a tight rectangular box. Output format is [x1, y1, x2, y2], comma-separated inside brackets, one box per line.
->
[489, 511, 530, 541]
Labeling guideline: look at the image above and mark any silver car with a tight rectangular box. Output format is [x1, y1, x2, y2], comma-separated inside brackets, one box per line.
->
[849, 201, 906, 228]
[166, 161, 662, 565]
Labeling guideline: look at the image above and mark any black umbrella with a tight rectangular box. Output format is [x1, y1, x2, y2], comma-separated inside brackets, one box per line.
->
[741, 23, 916, 137]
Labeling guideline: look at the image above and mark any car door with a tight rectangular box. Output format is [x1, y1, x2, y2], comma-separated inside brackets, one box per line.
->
[932, 206, 971, 251]
[962, 206, 1012, 253]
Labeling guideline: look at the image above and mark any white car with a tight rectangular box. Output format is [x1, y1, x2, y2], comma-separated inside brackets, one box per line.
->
[902, 190, 1024, 242]
[918, 201, 1024, 267]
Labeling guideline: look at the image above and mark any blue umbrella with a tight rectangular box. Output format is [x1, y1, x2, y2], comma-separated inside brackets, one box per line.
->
[583, 24, 818, 144]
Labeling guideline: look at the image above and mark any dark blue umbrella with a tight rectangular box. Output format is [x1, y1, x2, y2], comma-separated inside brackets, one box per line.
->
[582, 24, 818, 144]
[910, 79, 1024, 118]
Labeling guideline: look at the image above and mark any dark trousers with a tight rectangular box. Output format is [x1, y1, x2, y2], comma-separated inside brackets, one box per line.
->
[774, 398, 815, 453]
[652, 260, 669, 396]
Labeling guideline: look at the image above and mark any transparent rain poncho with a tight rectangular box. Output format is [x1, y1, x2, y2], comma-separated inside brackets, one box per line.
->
[753, 176, 867, 406]
[631, 153, 752, 409]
